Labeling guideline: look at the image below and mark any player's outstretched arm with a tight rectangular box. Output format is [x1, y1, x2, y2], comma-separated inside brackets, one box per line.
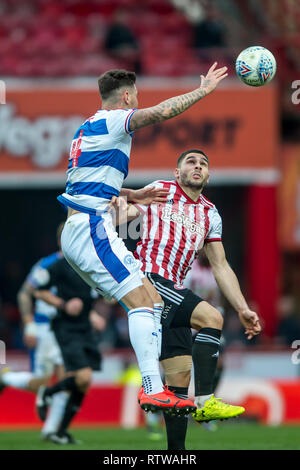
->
[111, 185, 169, 225]
[204, 241, 262, 340]
[129, 62, 228, 131]
[120, 186, 169, 205]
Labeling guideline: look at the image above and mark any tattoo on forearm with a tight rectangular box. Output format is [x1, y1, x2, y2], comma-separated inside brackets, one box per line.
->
[130, 88, 208, 130]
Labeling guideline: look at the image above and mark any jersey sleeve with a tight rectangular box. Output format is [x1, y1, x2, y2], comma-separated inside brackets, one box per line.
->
[205, 206, 223, 242]
[106, 109, 137, 138]
[31, 260, 62, 290]
[26, 261, 43, 288]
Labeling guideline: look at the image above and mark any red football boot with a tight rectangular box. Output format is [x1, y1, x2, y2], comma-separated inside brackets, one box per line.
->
[139, 385, 196, 415]
[137, 386, 143, 404]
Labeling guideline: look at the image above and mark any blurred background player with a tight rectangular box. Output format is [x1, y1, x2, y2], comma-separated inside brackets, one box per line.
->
[32, 250, 106, 445]
[0, 223, 68, 440]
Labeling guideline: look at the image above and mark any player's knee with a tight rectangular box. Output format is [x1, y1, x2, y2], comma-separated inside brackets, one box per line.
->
[205, 307, 223, 329]
[55, 364, 65, 381]
[77, 380, 91, 393]
[192, 305, 223, 330]
[75, 368, 92, 391]
[213, 308, 223, 329]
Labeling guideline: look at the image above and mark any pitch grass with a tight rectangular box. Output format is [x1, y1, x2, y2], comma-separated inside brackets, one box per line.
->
[0, 422, 299, 450]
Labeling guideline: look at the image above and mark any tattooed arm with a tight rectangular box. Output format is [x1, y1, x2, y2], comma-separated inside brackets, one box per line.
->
[129, 62, 228, 131]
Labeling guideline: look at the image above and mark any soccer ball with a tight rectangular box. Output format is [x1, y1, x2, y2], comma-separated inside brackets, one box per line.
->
[235, 46, 276, 87]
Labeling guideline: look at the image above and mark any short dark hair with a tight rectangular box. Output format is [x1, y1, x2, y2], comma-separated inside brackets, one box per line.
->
[177, 149, 209, 168]
[98, 69, 136, 101]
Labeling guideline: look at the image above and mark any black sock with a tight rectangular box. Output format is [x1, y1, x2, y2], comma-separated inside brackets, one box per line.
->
[163, 386, 188, 450]
[57, 388, 85, 435]
[45, 376, 77, 397]
[212, 365, 224, 392]
[192, 327, 221, 396]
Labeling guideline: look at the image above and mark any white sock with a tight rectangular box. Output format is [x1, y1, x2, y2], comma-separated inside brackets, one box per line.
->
[42, 391, 69, 435]
[153, 303, 163, 358]
[195, 394, 213, 408]
[2, 371, 32, 390]
[128, 307, 163, 395]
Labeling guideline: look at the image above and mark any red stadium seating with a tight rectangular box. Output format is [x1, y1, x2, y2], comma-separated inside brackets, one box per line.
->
[0, 0, 229, 78]
[0, 0, 297, 97]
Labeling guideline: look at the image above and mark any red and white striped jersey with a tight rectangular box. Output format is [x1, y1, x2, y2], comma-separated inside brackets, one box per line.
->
[134, 180, 222, 285]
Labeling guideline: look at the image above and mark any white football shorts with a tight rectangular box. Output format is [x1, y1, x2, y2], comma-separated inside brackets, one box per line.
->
[61, 212, 143, 302]
[34, 326, 64, 377]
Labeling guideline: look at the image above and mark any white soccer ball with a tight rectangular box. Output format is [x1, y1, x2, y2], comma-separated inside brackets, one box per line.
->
[235, 46, 277, 87]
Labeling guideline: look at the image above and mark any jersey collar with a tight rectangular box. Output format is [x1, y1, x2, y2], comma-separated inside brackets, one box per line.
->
[175, 181, 201, 204]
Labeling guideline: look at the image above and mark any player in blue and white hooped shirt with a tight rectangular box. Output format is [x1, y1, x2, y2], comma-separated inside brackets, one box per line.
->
[57, 66, 228, 413]
[0, 224, 68, 439]
[22, 251, 64, 379]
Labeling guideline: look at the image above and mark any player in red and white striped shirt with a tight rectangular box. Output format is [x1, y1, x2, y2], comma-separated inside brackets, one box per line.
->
[117, 149, 261, 449]
[135, 176, 222, 286]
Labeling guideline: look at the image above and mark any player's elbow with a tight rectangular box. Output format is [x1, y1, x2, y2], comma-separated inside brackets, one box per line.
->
[129, 107, 166, 131]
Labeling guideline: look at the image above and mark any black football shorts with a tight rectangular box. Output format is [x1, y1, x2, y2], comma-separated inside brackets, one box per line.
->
[53, 324, 102, 372]
[146, 272, 204, 360]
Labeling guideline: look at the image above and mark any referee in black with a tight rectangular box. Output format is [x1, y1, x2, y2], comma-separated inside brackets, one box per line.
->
[33, 249, 103, 444]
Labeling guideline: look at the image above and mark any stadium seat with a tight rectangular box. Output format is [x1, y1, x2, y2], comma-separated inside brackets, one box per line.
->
[0, 0, 297, 80]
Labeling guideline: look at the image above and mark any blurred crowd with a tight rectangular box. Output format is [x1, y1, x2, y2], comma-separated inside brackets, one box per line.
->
[0, 0, 298, 137]
[0, 0, 223, 77]
[0, 0, 298, 80]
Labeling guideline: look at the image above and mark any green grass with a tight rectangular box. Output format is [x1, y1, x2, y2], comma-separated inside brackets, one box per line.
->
[0, 422, 299, 450]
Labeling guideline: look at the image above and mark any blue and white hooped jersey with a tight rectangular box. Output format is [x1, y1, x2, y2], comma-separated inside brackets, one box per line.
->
[57, 108, 136, 215]
[27, 251, 63, 325]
